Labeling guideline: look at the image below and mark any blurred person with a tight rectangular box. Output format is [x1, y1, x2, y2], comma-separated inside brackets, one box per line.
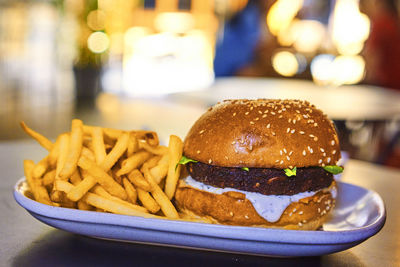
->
[213, 0, 263, 76]
[360, 0, 400, 90]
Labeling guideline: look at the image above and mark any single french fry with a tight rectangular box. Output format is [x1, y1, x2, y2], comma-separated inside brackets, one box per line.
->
[48, 135, 61, 167]
[42, 169, 56, 188]
[24, 160, 52, 205]
[137, 188, 160, 213]
[165, 135, 183, 199]
[67, 172, 96, 202]
[91, 185, 147, 213]
[70, 170, 82, 185]
[20, 121, 53, 151]
[142, 164, 179, 219]
[133, 130, 159, 146]
[126, 133, 138, 157]
[150, 153, 169, 184]
[51, 133, 70, 202]
[78, 156, 127, 200]
[139, 142, 168, 155]
[145, 155, 162, 168]
[33, 156, 49, 179]
[123, 178, 137, 204]
[77, 200, 93, 211]
[92, 126, 107, 164]
[81, 147, 96, 162]
[59, 119, 83, 179]
[100, 132, 129, 171]
[116, 151, 151, 176]
[127, 169, 152, 192]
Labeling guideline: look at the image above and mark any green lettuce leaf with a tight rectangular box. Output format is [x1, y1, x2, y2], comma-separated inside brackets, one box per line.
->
[241, 167, 249, 172]
[323, 165, 343, 174]
[284, 167, 297, 177]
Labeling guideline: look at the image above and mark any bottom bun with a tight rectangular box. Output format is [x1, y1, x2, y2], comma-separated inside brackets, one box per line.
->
[174, 180, 336, 230]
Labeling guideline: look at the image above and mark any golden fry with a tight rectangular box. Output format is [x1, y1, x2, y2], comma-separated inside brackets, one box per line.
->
[20, 121, 53, 151]
[92, 126, 107, 164]
[67, 172, 96, 201]
[126, 133, 138, 157]
[24, 160, 52, 205]
[137, 188, 160, 213]
[59, 119, 83, 180]
[91, 185, 147, 213]
[123, 177, 137, 204]
[81, 147, 96, 162]
[133, 130, 159, 146]
[142, 164, 179, 219]
[42, 169, 56, 188]
[165, 135, 183, 200]
[139, 142, 168, 155]
[150, 153, 169, 184]
[52, 133, 69, 202]
[83, 125, 123, 140]
[117, 151, 151, 176]
[101, 132, 129, 171]
[127, 169, 152, 192]
[78, 156, 127, 200]
[48, 135, 61, 167]
[70, 170, 82, 185]
[33, 156, 49, 179]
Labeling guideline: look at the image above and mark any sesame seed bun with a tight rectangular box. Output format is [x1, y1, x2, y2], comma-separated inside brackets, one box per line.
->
[183, 99, 341, 168]
[176, 99, 340, 229]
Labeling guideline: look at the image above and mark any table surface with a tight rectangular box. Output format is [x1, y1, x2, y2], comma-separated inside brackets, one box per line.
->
[1, 139, 399, 267]
[170, 77, 400, 120]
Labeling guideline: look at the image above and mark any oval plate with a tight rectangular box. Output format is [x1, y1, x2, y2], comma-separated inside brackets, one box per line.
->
[14, 178, 386, 257]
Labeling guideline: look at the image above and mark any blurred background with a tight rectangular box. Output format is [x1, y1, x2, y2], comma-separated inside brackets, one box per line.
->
[1, 0, 400, 168]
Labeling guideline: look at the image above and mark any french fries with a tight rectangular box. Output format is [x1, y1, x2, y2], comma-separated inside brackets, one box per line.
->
[20, 120, 184, 220]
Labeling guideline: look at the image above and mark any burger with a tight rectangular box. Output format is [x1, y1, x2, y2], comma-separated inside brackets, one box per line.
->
[174, 99, 342, 230]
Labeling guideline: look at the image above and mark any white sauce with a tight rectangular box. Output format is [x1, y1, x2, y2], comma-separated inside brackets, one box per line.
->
[183, 176, 334, 223]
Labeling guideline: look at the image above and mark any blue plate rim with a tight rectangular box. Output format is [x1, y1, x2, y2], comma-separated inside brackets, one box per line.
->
[13, 177, 386, 245]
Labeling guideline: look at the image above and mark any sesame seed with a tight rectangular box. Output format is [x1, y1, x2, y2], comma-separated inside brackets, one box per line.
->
[197, 150, 200, 154]
[272, 132, 276, 136]
[280, 150, 283, 155]
[233, 112, 236, 116]
[291, 129, 295, 134]
[331, 140, 335, 146]
[310, 148, 314, 153]
[296, 110, 300, 113]
[318, 208, 321, 213]
[264, 110, 268, 113]
[258, 110, 262, 114]
[250, 121, 254, 125]
[229, 211, 234, 216]
[327, 157, 331, 163]
[280, 160, 284, 164]
[302, 220, 307, 223]
[309, 134, 314, 138]
[250, 107, 253, 110]
[302, 150, 306, 156]
[232, 141, 236, 144]
[245, 112, 249, 115]
[283, 148, 287, 154]
[262, 114, 267, 118]
[299, 131, 305, 134]
[278, 110, 282, 113]
[287, 128, 290, 133]
[289, 212, 292, 217]
[303, 114, 308, 119]
[286, 156, 290, 161]
[318, 159, 323, 164]
[275, 159, 280, 163]
[254, 117, 259, 121]
[332, 150, 336, 154]
[293, 208, 297, 212]
[271, 111, 276, 115]
[320, 148, 325, 152]
[199, 130, 205, 134]
[208, 159, 212, 164]
[314, 137, 318, 141]
[245, 215, 249, 219]
[299, 211, 303, 215]
[298, 222, 303, 227]
[289, 151, 293, 156]
[293, 119, 296, 124]
[323, 152, 326, 157]
[266, 123, 271, 128]
[314, 123, 318, 127]
[288, 118, 291, 123]
[225, 156, 228, 160]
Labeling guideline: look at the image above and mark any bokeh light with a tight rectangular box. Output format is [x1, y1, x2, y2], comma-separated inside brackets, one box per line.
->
[87, 10, 106, 31]
[87, 31, 110, 53]
[272, 51, 299, 77]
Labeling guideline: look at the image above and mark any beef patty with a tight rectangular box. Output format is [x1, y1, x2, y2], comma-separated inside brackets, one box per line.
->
[186, 162, 334, 196]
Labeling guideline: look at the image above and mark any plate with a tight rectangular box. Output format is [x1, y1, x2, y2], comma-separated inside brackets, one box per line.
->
[13, 178, 386, 257]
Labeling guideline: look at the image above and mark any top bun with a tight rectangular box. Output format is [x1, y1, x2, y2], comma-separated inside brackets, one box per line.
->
[183, 99, 341, 169]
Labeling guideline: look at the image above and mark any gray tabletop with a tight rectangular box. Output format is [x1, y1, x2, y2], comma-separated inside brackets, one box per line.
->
[1, 140, 399, 266]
